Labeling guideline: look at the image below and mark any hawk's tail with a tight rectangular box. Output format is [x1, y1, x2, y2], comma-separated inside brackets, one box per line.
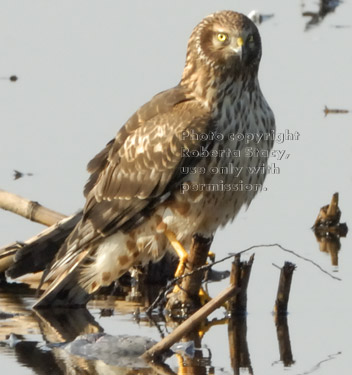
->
[6, 213, 82, 279]
[33, 221, 97, 309]
[33, 256, 91, 308]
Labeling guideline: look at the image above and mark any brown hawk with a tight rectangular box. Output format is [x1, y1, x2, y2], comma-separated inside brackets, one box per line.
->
[34, 10, 275, 307]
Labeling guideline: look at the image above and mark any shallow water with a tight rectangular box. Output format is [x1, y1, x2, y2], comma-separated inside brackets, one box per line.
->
[1, 0, 352, 374]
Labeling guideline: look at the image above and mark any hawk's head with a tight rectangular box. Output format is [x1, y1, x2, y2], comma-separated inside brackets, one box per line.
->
[183, 11, 262, 80]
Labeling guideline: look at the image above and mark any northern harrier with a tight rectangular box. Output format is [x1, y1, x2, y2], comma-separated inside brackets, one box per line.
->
[34, 10, 275, 307]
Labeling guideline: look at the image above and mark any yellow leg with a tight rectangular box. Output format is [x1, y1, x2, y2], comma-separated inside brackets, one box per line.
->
[165, 229, 188, 278]
[164, 230, 212, 306]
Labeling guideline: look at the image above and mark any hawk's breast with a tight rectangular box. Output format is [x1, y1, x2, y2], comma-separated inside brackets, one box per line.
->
[161, 80, 275, 244]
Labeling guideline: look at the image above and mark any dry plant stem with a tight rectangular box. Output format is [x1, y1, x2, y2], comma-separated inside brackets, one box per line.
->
[313, 192, 340, 227]
[228, 254, 254, 315]
[142, 284, 239, 361]
[326, 193, 339, 217]
[0, 189, 66, 226]
[274, 262, 296, 315]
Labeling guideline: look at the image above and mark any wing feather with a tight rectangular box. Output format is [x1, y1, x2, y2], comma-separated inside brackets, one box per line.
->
[44, 85, 212, 283]
[82, 86, 212, 235]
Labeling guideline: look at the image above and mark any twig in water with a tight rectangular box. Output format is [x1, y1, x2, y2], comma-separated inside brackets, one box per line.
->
[147, 243, 340, 315]
[143, 284, 239, 361]
[249, 244, 341, 281]
[295, 351, 341, 375]
[188, 243, 340, 281]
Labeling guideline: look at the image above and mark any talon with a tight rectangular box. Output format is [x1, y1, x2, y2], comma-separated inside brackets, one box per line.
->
[208, 251, 216, 262]
[199, 287, 211, 305]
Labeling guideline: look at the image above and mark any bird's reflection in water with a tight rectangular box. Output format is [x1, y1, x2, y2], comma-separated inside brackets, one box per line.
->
[0, 283, 215, 375]
[34, 308, 102, 343]
[0, 280, 299, 374]
[1, 303, 167, 374]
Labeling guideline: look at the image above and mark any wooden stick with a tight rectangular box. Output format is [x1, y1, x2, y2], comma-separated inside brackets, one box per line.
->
[0, 189, 66, 227]
[166, 234, 212, 312]
[228, 254, 254, 315]
[142, 284, 239, 361]
[180, 234, 212, 298]
[326, 192, 339, 217]
[274, 262, 296, 315]
[313, 192, 341, 228]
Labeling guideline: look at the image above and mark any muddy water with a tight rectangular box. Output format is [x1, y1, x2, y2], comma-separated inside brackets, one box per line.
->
[1, 1, 351, 374]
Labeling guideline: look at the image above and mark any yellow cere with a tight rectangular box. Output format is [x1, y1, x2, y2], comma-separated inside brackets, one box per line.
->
[217, 33, 228, 42]
[237, 37, 244, 46]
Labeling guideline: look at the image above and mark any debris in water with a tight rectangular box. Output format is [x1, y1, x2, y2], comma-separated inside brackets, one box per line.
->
[13, 170, 33, 180]
[323, 105, 349, 117]
[312, 193, 348, 266]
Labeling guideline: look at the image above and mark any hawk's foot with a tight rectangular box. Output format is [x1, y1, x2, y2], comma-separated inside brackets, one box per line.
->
[164, 229, 188, 278]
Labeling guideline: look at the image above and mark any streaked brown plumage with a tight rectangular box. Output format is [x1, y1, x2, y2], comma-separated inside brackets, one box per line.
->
[33, 10, 275, 307]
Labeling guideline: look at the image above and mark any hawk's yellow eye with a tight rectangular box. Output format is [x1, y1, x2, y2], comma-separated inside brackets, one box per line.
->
[217, 33, 228, 42]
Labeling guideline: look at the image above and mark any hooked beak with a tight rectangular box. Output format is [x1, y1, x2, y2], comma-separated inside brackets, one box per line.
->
[232, 37, 244, 60]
